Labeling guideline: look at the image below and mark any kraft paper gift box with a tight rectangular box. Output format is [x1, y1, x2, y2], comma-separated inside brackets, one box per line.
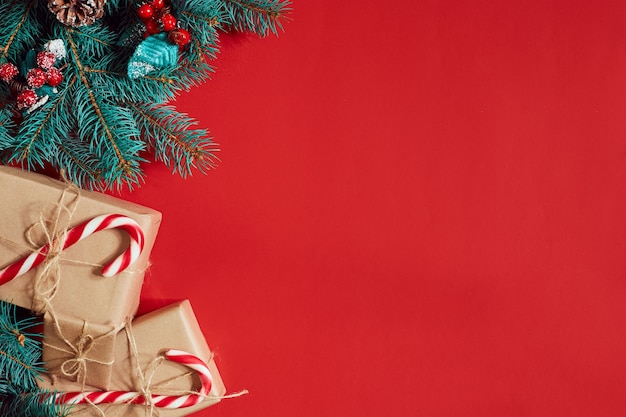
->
[0, 166, 161, 389]
[42, 312, 118, 391]
[0, 166, 161, 324]
[40, 300, 226, 417]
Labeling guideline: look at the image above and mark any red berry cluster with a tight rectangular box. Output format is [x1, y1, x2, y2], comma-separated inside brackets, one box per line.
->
[0, 51, 65, 110]
[136, 0, 191, 48]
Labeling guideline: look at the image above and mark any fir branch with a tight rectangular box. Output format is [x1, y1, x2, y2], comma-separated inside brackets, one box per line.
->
[84, 66, 181, 103]
[54, 139, 105, 190]
[127, 101, 219, 175]
[8, 75, 77, 167]
[65, 28, 145, 188]
[54, 139, 104, 188]
[0, 301, 44, 391]
[0, 0, 40, 62]
[0, 389, 72, 417]
[54, 21, 117, 66]
[219, 0, 291, 36]
[0, 108, 15, 151]
[179, 6, 222, 63]
[0, 0, 289, 190]
[171, 61, 215, 91]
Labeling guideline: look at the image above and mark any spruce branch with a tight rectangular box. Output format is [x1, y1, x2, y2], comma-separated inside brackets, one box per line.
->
[0, 0, 290, 190]
[65, 28, 145, 188]
[0, 0, 41, 62]
[0, 301, 44, 391]
[0, 388, 72, 417]
[128, 101, 219, 176]
[54, 138, 105, 190]
[0, 108, 15, 151]
[220, 0, 291, 36]
[7, 75, 76, 167]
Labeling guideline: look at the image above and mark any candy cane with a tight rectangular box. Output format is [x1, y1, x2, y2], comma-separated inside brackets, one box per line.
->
[0, 213, 144, 283]
[57, 349, 213, 409]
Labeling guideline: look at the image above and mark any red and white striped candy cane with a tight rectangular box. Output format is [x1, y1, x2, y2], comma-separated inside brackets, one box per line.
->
[57, 349, 214, 409]
[0, 213, 144, 283]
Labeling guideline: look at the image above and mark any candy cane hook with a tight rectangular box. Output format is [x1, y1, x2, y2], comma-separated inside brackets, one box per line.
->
[57, 349, 213, 409]
[0, 213, 144, 284]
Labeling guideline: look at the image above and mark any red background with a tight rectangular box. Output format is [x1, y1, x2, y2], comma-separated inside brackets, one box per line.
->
[118, 1, 626, 416]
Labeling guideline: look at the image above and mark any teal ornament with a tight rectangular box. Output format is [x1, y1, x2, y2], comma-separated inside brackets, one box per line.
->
[128, 33, 179, 79]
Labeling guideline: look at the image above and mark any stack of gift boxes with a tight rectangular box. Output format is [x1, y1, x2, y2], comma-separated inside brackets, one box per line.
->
[0, 166, 225, 416]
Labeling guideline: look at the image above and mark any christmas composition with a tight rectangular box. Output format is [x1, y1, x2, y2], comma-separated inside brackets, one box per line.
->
[0, 0, 290, 190]
[0, 0, 290, 416]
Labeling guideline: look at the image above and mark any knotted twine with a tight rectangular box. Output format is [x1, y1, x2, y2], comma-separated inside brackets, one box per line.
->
[68, 319, 245, 417]
[0, 176, 128, 385]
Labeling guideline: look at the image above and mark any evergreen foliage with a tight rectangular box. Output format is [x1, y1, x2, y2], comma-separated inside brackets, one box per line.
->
[0, 386, 71, 417]
[0, 301, 70, 417]
[0, 300, 44, 390]
[0, 0, 290, 190]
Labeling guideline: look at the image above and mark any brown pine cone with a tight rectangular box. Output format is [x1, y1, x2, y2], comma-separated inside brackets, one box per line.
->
[48, 0, 106, 27]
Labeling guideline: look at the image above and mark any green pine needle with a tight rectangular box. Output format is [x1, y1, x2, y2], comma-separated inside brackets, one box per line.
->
[0, 301, 44, 391]
[128, 102, 219, 176]
[219, 0, 291, 36]
[0, 387, 72, 417]
[0, 0, 42, 63]
[0, 0, 290, 190]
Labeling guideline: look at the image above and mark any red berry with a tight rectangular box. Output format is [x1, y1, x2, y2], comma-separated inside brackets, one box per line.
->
[137, 4, 154, 20]
[36, 51, 56, 70]
[161, 13, 177, 31]
[145, 19, 161, 35]
[26, 68, 46, 88]
[46, 67, 64, 87]
[0, 62, 18, 82]
[17, 89, 37, 109]
[168, 28, 191, 47]
[151, 0, 165, 10]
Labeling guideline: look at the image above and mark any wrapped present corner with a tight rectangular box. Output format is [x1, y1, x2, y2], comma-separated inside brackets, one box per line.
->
[0, 166, 162, 325]
[40, 300, 226, 417]
[43, 311, 119, 390]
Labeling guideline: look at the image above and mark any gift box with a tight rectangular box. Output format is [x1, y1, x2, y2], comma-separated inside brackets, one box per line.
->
[0, 166, 161, 325]
[40, 300, 226, 417]
[0, 166, 161, 390]
[42, 311, 119, 390]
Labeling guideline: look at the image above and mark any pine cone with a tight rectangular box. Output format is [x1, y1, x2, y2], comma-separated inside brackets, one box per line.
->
[48, 0, 106, 27]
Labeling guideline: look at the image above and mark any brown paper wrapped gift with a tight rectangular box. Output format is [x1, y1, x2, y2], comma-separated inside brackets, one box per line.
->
[43, 311, 120, 390]
[40, 300, 226, 417]
[0, 166, 160, 390]
[0, 166, 161, 324]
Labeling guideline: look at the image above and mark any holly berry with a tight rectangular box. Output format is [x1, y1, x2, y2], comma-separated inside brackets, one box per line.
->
[168, 28, 191, 47]
[26, 68, 46, 88]
[36, 51, 57, 70]
[152, 0, 165, 10]
[16, 89, 37, 109]
[46, 67, 64, 87]
[137, 4, 154, 20]
[0, 62, 18, 82]
[145, 19, 161, 35]
[161, 13, 177, 31]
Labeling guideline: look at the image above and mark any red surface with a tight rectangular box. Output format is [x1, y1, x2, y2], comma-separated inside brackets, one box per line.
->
[118, 1, 626, 416]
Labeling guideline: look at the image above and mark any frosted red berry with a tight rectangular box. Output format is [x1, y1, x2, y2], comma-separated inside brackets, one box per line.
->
[168, 28, 191, 47]
[145, 19, 161, 35]
[0, 62, 18, 82]
[46, 67, 64, 87]
[26, 68, 47, 88]
[137, 4, 154, 20]
[161, 14, 177, 31]
[152, 0, 165, 10]
[36, 51, 57, 70]
[16, 89, 37, 109]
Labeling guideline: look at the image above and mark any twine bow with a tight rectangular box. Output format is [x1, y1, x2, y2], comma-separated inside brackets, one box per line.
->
[44, 316, 117, 387]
